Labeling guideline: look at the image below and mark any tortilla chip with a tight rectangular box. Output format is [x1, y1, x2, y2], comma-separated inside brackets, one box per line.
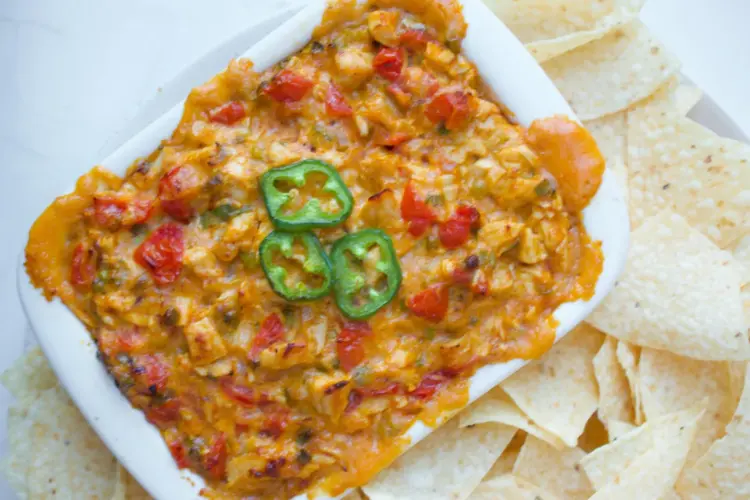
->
[639, 348, 735, 467]
[615, 341, 643, 424]
[363, 420, 516, 500]
[584, 113, 629, 203]
[512, 436, 593, 499]
[580, 405, 704, 490]
[459, 387, 565, 449]
[674, 84, 703, 116]
[587, 210, 749, 360]
[542, 20, 680, 120]
[732, 235, 750, 287]
[0, 407, 34, 499]
[592, 336, 635, 425]
[607, 420, 636, 441]
[468, 474, 561, 500]
[500, 324, 603, 447]
[113, 465, 151, 500]
[0, 348, 57, 407]
[25, 387, 119, 499]
[676, 363, 750, 499]
[627, 87, 750, 248]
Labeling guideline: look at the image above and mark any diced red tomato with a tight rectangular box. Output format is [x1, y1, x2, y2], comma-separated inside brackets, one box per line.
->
[261, 407, 290, 439]
[93, 196, 127, 228]
[438, 205, 480, 249]
[346, 381, 402, 412]
[402, 67, 439, 99]
[134, 223, 184, 285]
[451, 267, 474, 285]
[158, 165, 205, 222]
[220, 379, 268, 406]
[168, 439, 191, 469]
[264, 70, 313, 103]
[70, 242, 97, 289]
[203, 433, 227, 480]
[145, 398, 181, 428]
[399, 29, 434, 50]
[133, 354, 170, 393]
[374, 130, 411, 148]
[409, 368, 457, 399]
[160, 199, 193, 223]
[325, 84, 352, 117]
[400, 181, 437, 237]
[425, 90, 472, 130]
[94, 196, 153, 228]
[250, 313, 285, 361]
[118, 327, 146, 351]
[336, 321, 371, 372]
[208, 101, 246, 125]
[373, 47, 405, 82]
[406, 284, 449, 323]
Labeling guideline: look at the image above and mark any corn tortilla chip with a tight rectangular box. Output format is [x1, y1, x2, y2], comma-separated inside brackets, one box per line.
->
[512, 436, 593, 499]
[627, 87, 750, 248]
[542, 20, 680, 120]
[113, 465, 151, 500]
[732, 235, 750, 287]
[584, 113, 629, 204]
[615, 340, 643, 424]
[0, 407, 34, 499]
[587, 210, 749, 360]
[580, 405, 704, 490]
[676, 364, 750, 499]
[501, 324, 603, 447]
[607, 420, 635, 440]
[674, 84, 703, 116]
[639, 348, 735, 468]
[0, 347, 57, 407]
[468, 474, 561, 500]
[363, 420, 516, 500]
[459, 387, 566, 449]
[592, 336, 635, 425]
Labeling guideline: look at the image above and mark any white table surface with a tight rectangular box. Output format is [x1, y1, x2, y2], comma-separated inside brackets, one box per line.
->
[0, 0, 748, 498]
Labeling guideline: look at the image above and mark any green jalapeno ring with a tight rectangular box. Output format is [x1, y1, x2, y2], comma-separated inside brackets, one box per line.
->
[260, 159, 354, 232]
[330, 229, 402, 320]
[259, 231, 333, 301]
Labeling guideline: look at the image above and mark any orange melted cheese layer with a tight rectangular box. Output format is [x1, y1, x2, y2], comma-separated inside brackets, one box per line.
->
[25, 0, 604, 498]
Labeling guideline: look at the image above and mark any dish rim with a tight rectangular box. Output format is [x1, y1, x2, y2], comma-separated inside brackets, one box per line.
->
[17, 1, 630, 498]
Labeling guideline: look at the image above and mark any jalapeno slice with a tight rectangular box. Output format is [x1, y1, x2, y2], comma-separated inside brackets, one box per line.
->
[260, 159, 354, 231]
[259, 231, 333, 301]
[330, 229, 402, 319]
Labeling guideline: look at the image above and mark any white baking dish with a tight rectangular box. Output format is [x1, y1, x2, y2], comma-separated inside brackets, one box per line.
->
[17, 0, 629, 498]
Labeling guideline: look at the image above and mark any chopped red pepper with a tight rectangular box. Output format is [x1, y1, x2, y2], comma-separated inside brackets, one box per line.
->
[410, 368, 458, 399]
[208, 101, 246, 125]
[134, 223, 184, 286]
[264, 70, 313, 102]
[425, 90, 472, 130]
[158, 165, 205, 222]
[325, 84, 353, 117]
[203, 433, 227, 480]
[168, 439, 191, 469]
[406, 284, 449, 323]
[220, 379, 268, 406]
[400, 181, 437, 237]
[374, 130, 411, 148]
[261, 407, 290, 439]
[336, 321, 371, 372]
[399, 29, 434, 50]
[346, 381, 402, 412]
[373, 47, 405, 82]
[70, 242, 97, 289]
[93, 196, 127, 228]
[250, 313, 285, 361]
[145, 398, 181, 428]
[117, 327, 146, 352]
[439, 205, 480, 249]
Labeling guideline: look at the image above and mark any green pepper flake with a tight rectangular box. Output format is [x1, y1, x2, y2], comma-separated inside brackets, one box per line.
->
[437, 123, 450, 135]
[297, 449, 312, 465]
[239, 251, 258, 270]
[330, 229, 402, 320]
[296, 428, 313, 445]
[425, 194, 444, 207]
[351, 365, 371, 386]
[534, 178, 556, 197]
[260, 159, 354, 232]
[201, 204, 253, 228]
[259, 231, 333, 301]
[424, 327, 436, 340]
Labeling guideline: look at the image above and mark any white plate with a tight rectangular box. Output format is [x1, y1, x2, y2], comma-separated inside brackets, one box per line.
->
[17, 1, 629, 498]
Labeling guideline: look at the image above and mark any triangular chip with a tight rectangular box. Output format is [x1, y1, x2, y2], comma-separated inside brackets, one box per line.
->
[615, 340, 643, 424]
[459, 387, 565, 449]
[501, 324, 603, 447]
[627, 86, 750, 248]
[363, 420, 516, 500]
[580, 405, 704, 490]
[639, 348, 735, 467]
[584, 112, 629, 204]
[677, 364, 750, 499]
[0, 348, 57, 407]
[674, 84, 703, 116]
[468, 474, 561, 500]
[607, 420, 636, 441]
[587, 210, 749, 360]
[592, 336, 635, 425]
[542, 20, 679, 120]
[512, 436, 593, 499]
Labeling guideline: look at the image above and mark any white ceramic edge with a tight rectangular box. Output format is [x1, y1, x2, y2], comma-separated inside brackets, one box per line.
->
[17, 1, 629, 499]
